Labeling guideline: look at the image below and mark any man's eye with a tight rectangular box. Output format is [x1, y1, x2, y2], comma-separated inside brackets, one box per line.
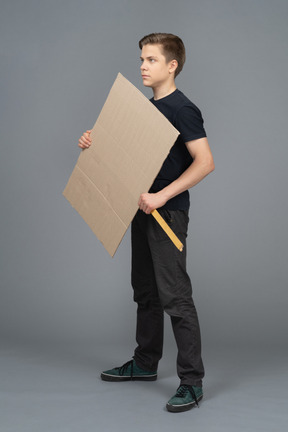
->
[150, 59, 155, 63]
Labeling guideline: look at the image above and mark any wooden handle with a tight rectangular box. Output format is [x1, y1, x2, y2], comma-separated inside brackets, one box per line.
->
[151, 209, 184, 252]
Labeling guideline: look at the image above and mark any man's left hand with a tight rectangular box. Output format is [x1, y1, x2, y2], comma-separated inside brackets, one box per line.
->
[138, 192, 167, 214]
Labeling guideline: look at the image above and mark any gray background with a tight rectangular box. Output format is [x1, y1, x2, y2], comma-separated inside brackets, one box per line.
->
[1, 0, 287, 431]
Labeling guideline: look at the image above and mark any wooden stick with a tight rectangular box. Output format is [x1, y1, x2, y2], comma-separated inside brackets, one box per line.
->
[151, 209, 184, 252]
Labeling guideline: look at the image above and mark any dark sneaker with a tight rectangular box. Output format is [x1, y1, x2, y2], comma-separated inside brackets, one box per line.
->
[166, 385, 203, 413]
[101, 359, 157, 382]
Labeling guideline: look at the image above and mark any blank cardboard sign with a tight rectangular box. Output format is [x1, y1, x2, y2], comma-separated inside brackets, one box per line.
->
[63, 73, 179, 257]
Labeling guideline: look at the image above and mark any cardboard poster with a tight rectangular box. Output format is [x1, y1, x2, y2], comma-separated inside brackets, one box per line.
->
[63, 73, 179, 256]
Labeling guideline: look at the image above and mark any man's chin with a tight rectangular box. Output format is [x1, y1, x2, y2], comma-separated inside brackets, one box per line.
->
[142, 81, 153, 88]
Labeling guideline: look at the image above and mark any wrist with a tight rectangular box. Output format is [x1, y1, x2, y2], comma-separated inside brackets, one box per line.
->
[157, 189, 170, 205]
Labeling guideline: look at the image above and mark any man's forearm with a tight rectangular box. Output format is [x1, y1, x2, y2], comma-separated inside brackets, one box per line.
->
[158, 156, 215, 203]
[138, 136, 215, 214]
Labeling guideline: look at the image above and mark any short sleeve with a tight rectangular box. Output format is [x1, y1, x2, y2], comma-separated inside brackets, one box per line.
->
[175, 105, 207, 143]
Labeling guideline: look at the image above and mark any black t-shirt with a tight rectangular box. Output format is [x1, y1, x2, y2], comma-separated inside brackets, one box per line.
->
[149, 89, 207, 210]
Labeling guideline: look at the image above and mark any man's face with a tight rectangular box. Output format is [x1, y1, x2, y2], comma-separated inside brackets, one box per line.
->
[140, 44, 172, 89]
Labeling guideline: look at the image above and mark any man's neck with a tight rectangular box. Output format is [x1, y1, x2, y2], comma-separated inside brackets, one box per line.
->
[152, 82, 177, 101]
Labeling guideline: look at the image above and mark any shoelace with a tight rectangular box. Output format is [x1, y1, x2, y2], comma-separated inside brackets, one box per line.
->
[175, 385, 199, 407]
[116, 360, 134, 378]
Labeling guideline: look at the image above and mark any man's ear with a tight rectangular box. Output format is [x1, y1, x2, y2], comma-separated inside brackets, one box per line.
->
[169, 59, 178, 74]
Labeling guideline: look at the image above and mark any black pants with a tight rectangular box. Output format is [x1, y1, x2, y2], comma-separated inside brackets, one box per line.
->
[131, 209, 204, 387]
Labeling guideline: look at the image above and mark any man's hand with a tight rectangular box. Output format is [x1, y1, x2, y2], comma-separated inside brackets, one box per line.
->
[78, 130, 92, 149]
[138, 192, 167, 214]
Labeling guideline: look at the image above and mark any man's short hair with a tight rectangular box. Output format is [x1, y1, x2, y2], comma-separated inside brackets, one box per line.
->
[139, 33, 186, 78]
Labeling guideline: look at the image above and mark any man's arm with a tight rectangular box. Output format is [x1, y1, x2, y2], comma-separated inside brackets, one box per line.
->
[138, 137, 215, 214]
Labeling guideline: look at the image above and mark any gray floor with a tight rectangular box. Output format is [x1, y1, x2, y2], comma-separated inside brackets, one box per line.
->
[0, 342, 287, 432]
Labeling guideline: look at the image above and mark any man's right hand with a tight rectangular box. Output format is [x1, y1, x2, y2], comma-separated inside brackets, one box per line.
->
[78, 130, 92, 149]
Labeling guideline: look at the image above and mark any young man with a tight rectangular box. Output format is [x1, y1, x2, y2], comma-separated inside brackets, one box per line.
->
[78, 33, 214, 413]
